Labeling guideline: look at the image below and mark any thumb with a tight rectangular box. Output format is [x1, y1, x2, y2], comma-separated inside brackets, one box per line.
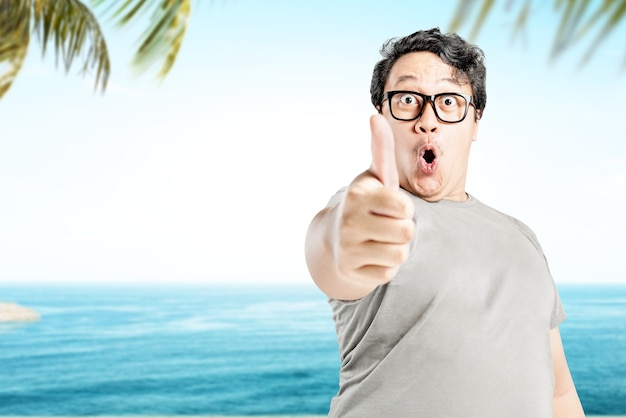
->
[369, 114, 399, 189]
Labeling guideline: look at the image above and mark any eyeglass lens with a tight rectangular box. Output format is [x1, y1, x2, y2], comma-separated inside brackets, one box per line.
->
[390, 92, 468, 122]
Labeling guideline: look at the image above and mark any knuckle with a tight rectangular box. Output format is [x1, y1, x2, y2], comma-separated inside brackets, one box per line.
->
[399, 195, 415, 218]
[380, 266, 400, 283]
[392, 245, 409, 265]
[340, 211, 359, 230]
[345, 184, 367, 204]
[400, 220, 415, 242]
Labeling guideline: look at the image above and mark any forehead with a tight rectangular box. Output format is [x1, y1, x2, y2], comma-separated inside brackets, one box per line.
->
[386, 51, 469, 93]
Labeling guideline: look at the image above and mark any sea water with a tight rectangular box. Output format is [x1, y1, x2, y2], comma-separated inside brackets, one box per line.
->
[0, 283, 624, 415]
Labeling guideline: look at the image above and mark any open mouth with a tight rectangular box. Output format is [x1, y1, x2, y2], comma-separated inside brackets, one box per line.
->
[423, 149, 436, 164]
[418, 146, 438, 174]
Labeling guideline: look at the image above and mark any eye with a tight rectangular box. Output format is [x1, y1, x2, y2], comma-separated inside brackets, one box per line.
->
[439, 94, 461, 109]
[399, 93, 419, 105]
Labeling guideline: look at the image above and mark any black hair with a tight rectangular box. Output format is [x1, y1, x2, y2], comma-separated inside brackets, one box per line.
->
[370, 27, 486, 120]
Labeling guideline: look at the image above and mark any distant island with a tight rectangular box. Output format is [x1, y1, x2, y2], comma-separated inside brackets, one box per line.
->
[0, 303, 40, 322]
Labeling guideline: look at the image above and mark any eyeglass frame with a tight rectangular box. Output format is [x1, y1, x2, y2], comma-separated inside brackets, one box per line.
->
[382, 90, 476, 123]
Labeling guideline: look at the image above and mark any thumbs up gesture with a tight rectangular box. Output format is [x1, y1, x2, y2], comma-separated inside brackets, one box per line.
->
[369, 113, 401, 189]
[305, 114, 415, 300]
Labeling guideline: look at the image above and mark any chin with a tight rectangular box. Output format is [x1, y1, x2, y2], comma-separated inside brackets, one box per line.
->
[407, 179, 443, 201]
[419, 194, 442, 202]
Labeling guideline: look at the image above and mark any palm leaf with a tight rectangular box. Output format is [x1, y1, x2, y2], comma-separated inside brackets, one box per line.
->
[509, 0, 532, 44]
[91, 0, 151, 24]
[451, 0, 626, 69]
[0, 0, 31, 99]
[577, 0, 626, 66]
[93, 0, 191, 80]
[572, 0, 613, 41]
[449, 0, 481, 33]
[470, 0, 497, 40]
[449, 0, 522, 40]
[134, 0, 190, 79]
[33, 0, 110, 91]
[552, 0, 598, 58]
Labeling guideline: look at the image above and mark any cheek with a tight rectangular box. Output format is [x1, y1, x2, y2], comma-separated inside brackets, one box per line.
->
[441, 134, 473, 168]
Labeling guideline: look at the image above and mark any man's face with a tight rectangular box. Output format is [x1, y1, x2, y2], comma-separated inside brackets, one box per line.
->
[380, 51, 480, 202]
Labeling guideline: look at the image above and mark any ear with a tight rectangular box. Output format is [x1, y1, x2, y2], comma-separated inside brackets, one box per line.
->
[472, 115, 480, 142]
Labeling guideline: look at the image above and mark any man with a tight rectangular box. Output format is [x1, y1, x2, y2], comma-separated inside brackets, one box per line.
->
[305, 28, 585, 418]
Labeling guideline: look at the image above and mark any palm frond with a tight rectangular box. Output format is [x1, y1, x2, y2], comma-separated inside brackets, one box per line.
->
[451, 0, 626, 69]
[449, 0, 519, 41]
[552, 0, 600, 59]
[0, 0, 31, 99]
[509, 0, 532, 44]
[94, 0, 190, 80]
[470, 0, 497, 40]
[577, 0, 626, 66]
[570, 0, 612, 43]
[152, 13, 187, 78]
[449, 0, 481, 33]
[33, 0, 110, 92]
[1, 0, 30, 33]
[449, 0, 532, 40]
[134, 0, 190, 79]
[91, 0, 154, 25]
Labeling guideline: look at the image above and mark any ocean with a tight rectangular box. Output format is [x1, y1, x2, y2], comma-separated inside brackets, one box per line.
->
[0, 283, 624, 416]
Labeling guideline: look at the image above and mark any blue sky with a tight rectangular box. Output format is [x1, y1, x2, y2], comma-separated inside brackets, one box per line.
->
[1, 0, 625, 285]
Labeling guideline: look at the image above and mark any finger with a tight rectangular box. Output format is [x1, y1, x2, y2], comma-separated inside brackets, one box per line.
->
[341, 206, 414, 244]
[366, 217, 415, 244]
[349, 241, 411, 267]
[369, 114, 399, 189]
[344, 182, 413, 219]
[368, 188, 415, 219]
[354, 265, 401, 287]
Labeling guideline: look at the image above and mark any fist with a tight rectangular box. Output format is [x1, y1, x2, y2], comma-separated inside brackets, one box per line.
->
[334, 114, 415, 287]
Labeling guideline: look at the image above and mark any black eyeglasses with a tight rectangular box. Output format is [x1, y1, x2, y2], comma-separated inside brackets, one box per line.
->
[383, 91, 475, 123]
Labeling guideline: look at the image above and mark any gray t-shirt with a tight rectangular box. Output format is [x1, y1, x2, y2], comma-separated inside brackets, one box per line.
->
[325, 191, 566, 418]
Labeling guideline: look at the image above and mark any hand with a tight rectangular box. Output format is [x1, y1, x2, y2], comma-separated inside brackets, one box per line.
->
[334, 114, 415, 288]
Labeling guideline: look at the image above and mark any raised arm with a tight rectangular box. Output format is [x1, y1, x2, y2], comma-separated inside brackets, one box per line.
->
[304, 115, 415, 301]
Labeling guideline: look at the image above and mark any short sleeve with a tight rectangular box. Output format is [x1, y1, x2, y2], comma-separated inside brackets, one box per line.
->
[326, 187, 347, 208]
[550, 283, 567, 329]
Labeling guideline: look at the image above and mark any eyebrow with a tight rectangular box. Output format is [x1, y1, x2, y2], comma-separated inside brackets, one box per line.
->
[394, 74, 461, 86]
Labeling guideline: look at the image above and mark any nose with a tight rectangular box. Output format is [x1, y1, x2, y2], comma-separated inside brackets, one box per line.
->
[414, 100, 439, 134]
